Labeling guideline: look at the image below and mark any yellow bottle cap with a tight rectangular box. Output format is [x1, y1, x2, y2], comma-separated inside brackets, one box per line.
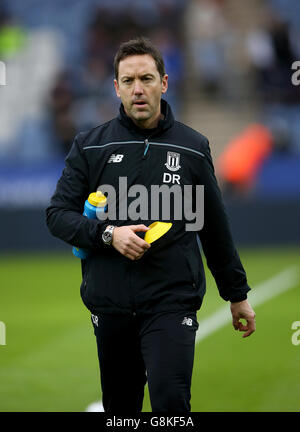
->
[144, 221, 172, 244]
[88, 191, 107, 207]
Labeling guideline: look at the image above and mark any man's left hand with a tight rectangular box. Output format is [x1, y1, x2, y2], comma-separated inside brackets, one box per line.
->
[230, 299, 256, 338]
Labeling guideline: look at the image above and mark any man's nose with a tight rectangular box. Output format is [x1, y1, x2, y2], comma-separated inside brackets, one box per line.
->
[133, 80, 143, 94]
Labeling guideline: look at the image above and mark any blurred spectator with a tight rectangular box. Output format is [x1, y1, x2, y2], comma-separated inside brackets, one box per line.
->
[262, 103, 300, 154]
[72, 56, 118, 131]
[47, 72, 78, 156]
[246, 9, 300, 104]
[246, 4, 300, 157]
[187, 0, 234, 98]
[17, 71, 79, 161]
[217, 124, 273, 195]
[0, 8, 26, 59]
[217, 118, 298, 198]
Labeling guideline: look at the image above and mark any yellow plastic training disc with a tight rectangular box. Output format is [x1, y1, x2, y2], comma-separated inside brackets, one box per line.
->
[144, 221, 172, 244]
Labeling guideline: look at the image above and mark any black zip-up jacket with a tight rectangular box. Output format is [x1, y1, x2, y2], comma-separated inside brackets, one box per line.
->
[46, 99, 250, 315]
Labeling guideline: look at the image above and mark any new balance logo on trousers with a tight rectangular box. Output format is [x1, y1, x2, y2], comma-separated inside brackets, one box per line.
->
[182, 317, 193, 326]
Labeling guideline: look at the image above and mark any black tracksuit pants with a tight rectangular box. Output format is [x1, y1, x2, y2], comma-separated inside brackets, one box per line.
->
[91, 310, 199, 413]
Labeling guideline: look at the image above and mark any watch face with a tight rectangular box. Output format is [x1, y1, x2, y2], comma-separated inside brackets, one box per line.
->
[103, 230, 112, 244]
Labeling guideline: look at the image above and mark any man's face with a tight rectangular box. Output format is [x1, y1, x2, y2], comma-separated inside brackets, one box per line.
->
[114, 54, 168, 129]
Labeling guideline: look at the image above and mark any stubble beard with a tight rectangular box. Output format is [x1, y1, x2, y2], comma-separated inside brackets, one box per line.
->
[127, 105, 154, 128]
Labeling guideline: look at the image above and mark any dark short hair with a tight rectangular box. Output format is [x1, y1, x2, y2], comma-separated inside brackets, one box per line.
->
[114, 36, 166, 81]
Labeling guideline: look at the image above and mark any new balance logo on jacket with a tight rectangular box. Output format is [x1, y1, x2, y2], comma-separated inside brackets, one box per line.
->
[108, 154, 124, 163]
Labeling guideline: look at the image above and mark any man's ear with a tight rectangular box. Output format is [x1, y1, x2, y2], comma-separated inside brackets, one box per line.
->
[114, 79, 121, 98]
[161, 74, 168, 95]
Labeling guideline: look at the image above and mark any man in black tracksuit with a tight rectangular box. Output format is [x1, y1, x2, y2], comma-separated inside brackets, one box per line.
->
[46, 37, 256, 413]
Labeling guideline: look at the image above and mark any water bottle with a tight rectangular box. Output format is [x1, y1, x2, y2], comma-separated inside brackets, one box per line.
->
[72, 191, 107, 259]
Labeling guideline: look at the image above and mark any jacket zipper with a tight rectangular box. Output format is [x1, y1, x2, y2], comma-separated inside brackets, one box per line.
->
[142, 138, 150, 159]
[142, 127, 158, 159]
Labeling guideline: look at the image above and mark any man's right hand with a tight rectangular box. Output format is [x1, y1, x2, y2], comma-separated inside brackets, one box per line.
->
[112, 225, 151, 260]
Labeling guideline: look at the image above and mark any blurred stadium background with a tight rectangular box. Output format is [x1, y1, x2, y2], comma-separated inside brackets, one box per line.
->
[0, 0, 300, 412]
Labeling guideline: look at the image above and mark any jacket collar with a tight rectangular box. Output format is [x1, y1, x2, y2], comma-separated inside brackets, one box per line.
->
[117, 98, 174, 137]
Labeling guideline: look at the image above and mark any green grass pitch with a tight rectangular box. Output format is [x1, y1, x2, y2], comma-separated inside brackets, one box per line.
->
[0, 247, 300, 412]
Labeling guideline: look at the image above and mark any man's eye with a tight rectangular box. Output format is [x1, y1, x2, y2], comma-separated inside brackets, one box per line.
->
[123, 79, 132, 84]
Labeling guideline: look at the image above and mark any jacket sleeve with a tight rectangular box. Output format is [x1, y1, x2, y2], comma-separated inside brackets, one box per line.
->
[45, 132, 106, 250]
[197, 139, 251, 302]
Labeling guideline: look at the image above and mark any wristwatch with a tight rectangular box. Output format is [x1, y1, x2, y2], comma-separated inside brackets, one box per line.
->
[102, 225, 115, 246]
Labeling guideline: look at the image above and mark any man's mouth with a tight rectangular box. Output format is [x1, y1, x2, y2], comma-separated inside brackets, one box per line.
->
[133, 100, 147, 107]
